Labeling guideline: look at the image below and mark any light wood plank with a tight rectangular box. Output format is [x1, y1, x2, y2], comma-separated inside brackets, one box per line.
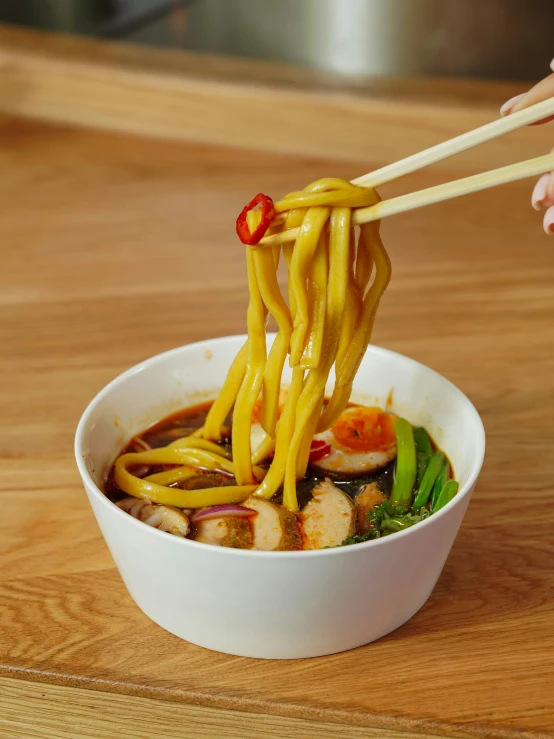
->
[1, 87, 554, 738]
[0, 677, 453, 739]
[0, 25, 551, 170]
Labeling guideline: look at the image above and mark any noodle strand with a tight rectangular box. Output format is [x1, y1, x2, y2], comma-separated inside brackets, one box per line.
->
[116, 178, 390, 513]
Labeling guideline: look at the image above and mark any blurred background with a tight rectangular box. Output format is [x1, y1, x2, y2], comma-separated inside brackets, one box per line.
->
[1, 0, 552, 81]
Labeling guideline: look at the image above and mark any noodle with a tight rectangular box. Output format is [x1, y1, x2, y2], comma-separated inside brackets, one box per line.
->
[231, 247, 267, 485]
[115, 178, 391, 511]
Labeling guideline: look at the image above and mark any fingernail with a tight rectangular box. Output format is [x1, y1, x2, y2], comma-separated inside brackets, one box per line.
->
[500, 93, 526, 117]
[550, 58, 554, 72]
[532, 174, 551, 210]
[543, 206, 554, 235]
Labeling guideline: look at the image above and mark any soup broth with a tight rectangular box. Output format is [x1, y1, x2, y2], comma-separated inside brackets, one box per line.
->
[106, 400, 454, 550]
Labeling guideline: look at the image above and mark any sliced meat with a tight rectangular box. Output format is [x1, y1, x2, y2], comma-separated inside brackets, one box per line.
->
[355, 482, 386, 535]
[116, 497, 190, 537]
[299, 479, 355, 550]
[193, 516, 253, 549]
[244, 497, 302, 551]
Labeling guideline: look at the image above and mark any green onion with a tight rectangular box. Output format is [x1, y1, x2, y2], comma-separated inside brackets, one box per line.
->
[432, 480, 459, 513]
[413, 427, 432, 454]
[379, 517, 414, 533]
[430, 460, 450, 511]
[413, 427, 433, 486]
[391, 418, 417, 507]
[413, 451, 445, 508]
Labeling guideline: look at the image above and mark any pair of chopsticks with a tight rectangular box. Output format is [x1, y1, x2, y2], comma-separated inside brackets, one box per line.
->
[260, 97, 554, 247]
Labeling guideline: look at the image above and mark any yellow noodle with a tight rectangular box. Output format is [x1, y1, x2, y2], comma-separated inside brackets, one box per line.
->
[114, 448, 257, 507]
[203, 341, 248, 441]
[337, 222, 391, 387]
[274, 186, 378, 212]
[253, 246, 292, 437]
[295, 392, 324, 479]
[115, 178, 391, 514]
[282, 207, 351, 510]
[300, 234, 328, 369]
[317, 221, 391, 432]
[251, 432, 276, 465]
[253, 366, 304, 500]
[355, 230, 373, 293]
[145, 465, 198, 486]
[170, 436, 232, 458]
[231, 247, 267, 484]
[315, 383, 352, 434]
[272, 244, 281, 270]
[288, 207, 330, 366]
[335, 228, 363, 371]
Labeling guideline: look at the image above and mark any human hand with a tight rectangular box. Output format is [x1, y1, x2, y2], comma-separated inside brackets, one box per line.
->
[500, 60, 554, 234]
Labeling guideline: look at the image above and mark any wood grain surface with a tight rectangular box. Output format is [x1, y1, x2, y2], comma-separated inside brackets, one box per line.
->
[1, 25, 553, 171]
[1, 33, 554, 739]
[0, 676, 441, 739]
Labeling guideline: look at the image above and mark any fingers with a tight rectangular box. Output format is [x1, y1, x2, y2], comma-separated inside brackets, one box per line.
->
[500, 93, 526, 117]
[534, 177, 554, 234]
[544, 206, 554, 235]
[500, 64, 554, 123]
[530, 152, 554, 234]
[499, 61, 554, 234]
[531, 173, 554, 211]
[510, 73, 554, 113]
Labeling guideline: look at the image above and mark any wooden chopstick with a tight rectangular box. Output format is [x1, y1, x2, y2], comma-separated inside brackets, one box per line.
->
[351, 97, 554, 188]
[260, 152, 554, 248]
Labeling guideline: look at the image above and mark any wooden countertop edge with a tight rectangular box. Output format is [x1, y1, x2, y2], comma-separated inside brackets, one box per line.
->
[0, 24, 523, 106]
[0, 24, 540, 169]
[0, 667, 545, 739]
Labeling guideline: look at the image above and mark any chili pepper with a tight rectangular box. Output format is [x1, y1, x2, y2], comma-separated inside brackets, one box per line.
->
[236, 193, 275, 245]
[309, 439, 332, 463]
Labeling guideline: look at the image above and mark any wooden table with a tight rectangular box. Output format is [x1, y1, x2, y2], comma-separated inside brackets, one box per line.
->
[1, 26, 554, 739]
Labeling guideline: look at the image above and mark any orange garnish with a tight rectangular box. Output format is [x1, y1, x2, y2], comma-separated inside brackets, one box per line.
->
[331, 407, 396, 453]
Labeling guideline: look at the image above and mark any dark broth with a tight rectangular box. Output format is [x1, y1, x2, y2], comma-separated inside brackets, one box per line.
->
[105, 400, 449, 510]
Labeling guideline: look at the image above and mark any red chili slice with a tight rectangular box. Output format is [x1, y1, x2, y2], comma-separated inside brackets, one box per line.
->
[309, 439, 332, 463]
[236, 193, 275, 245]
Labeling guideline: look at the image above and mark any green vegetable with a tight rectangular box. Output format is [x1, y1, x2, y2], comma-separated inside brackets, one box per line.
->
[391, 418, 417, 507]
[430, 459, 450, 511]
[432, 480, 459, 513]
[413, 451, 445, 508]
[413, 427, 433, 454]
[339, 499, 429, 545]
[413, 427, 433, 486]
[340, 530, 379, 546]
[379, 511, 428, 533]
[368, 499, 409, 527]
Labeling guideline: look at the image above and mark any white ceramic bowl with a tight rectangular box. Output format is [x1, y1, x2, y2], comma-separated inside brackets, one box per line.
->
[75, 335, 485, 659]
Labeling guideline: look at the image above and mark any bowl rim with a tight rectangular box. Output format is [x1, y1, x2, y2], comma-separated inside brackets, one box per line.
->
[75, 335, 486, 558]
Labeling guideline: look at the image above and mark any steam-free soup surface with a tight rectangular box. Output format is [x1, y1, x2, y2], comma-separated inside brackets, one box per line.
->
[106, 400, 455, 550]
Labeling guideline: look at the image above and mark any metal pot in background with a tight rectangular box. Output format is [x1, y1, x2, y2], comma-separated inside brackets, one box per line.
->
[0, 0, 115, 33]
[2, 0, 552, 81]
[181, 0, 553, 80]
[0, 0, 187, 36]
